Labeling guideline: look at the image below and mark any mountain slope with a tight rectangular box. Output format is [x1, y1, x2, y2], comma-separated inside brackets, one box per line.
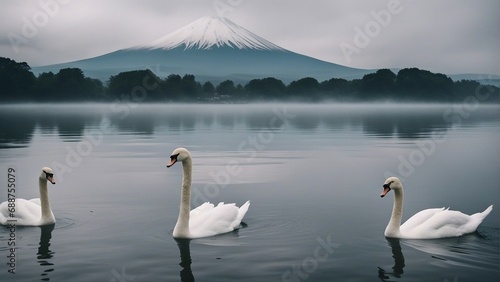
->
[32, 16, 371, 83]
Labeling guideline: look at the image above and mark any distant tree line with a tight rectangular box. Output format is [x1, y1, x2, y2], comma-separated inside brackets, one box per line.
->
[0, 57, 104, 102]
[1, 56, 498, 103]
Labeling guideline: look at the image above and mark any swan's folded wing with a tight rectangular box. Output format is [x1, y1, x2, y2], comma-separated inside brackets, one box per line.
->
[400, 208, 446, 233]
[0, 201, 8, 225]
[189, 203, 240, 237]
[402, 209, 476, 238]
[423, 209, 480, 236]
[28, 198, 41, 205]
[0, 199, 42, 226]
[190, 202, 215, 217]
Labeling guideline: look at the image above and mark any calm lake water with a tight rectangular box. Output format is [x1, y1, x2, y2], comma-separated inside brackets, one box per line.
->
[0, 103, 499, 282]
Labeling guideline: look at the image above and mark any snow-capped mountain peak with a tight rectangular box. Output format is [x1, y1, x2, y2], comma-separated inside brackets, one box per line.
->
[138, 16, 285, 51]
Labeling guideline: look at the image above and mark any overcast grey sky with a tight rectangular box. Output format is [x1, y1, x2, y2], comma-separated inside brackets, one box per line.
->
[1, 0, 499, 75]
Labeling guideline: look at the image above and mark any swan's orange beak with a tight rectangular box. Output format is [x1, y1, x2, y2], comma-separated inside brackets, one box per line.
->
[167, 158, 177, 168]
[47, 175, 56, 184]
[380, 186, 390, 197]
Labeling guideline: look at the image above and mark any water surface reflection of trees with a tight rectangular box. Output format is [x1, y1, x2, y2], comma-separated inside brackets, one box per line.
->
[0, 104, 498, 147]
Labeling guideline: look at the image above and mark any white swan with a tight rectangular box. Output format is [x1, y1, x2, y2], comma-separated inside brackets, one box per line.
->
[0, 167, 56, 226]
[167, 147, 250, 239]
[380, 177, 493, 239]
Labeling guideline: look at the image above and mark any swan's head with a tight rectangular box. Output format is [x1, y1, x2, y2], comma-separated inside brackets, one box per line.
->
[167, 148, 191, 168]
[40, 167, 56, 184]
[380, 177, 401, 197]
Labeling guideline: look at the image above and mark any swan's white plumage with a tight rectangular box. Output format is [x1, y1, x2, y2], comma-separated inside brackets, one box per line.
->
[168, 148, 250, 239]
[399, 206, 493, 238]
[0, 199, 53, 226]
[0, 167, 56, 226]
[188, 201, 250, 238]
[399, 208, 446, 232]
[381, 177, 493, 239]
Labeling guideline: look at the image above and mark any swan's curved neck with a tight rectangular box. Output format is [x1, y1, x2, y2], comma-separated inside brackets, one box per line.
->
[386, 187, 404, 237]
[39, 178, 54, 224]
[174, 157, 192, 237]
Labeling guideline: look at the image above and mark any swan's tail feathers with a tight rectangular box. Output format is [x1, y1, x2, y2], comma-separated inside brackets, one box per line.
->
[471, 205, 493, 222]
[477, 205, 493, 219]
[236, 201, 250, 224]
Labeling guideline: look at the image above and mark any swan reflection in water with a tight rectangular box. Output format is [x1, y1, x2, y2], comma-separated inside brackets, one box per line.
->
[175, 239, 195, 282]
[175, 229, 244, 282]
[37, 224, 55, 281]
[401, 230, 498, 270]
[378, 229, 497, 281]
[378, 238, 405, 281]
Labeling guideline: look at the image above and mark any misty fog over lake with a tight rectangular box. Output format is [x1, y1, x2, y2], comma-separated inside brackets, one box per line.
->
[0, 103, 498, 281]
